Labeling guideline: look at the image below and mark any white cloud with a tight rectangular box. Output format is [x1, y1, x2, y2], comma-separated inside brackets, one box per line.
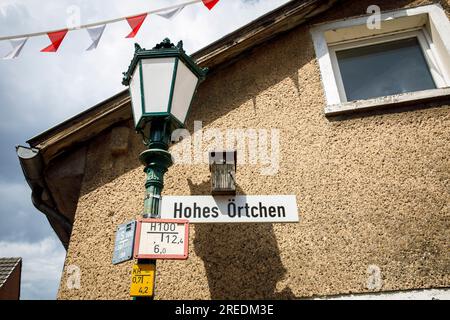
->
[0, 179, 29, 209]
[0, 179, 52, 241]
[0, 237, 66, 300]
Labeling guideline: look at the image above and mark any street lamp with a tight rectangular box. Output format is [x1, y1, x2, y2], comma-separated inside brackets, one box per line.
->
[122, 38, 207, 219]
[122, 38, 206, 299]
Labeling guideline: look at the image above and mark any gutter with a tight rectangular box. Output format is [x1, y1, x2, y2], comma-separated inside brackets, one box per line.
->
[16, 146, 71, 249]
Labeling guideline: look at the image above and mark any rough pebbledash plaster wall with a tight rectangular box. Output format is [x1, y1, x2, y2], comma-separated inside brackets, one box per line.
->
[58, 0, 450, 300]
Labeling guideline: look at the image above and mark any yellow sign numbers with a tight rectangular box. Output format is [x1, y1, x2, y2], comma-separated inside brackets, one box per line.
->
[130, 263, 155, 297]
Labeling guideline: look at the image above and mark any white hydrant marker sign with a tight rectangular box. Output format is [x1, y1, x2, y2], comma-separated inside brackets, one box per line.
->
[134, 219, 189, 260]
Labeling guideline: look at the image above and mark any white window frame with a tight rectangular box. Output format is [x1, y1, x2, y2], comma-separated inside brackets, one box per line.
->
[311, 4, 450, 116]
[329, 29, 447, 102]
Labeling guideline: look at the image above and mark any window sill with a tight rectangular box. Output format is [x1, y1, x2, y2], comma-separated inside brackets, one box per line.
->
[324, 87, 450, 116]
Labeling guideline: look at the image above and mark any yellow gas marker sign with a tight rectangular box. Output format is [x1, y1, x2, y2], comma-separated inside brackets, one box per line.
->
[130, 263, 155, 297]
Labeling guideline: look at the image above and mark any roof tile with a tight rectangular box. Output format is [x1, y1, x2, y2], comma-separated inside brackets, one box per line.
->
[0, 258, 22, 288]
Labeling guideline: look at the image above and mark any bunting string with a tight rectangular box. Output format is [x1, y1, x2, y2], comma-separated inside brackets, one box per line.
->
[0, 0, 221, 58]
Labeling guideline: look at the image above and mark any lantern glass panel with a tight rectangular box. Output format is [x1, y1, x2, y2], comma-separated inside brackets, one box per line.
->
[171, 60, 199, 124]
[129, 67, 143, 127]
[141, 57, 176, 114]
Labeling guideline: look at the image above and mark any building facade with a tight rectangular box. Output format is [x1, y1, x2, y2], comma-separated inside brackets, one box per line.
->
[18, 0, 450, 299]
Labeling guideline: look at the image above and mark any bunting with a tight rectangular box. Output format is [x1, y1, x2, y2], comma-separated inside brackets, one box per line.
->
[125, 14, 147, 38]
[0, 0, 222, 58]
[86, 25, 106, 51]
[203, 0, 220, 10]
[41, 29, 68, 52]
[156, 6, 185, 20]
[3, 38, 28, 59]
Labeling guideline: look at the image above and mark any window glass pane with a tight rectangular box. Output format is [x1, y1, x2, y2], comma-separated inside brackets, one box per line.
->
[336, 37, 436, 101]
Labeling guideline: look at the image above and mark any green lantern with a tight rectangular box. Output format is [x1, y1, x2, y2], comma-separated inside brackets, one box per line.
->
[122, 38, 207, 132]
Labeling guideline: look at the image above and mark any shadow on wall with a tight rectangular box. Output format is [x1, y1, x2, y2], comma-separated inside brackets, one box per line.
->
[187, 179, 296, 299]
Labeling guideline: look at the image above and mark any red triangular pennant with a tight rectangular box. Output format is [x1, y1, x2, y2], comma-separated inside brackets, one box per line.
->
[202, 0, 220, 10]
[41, 29, 68, 52]
[125, 14, 147, 38]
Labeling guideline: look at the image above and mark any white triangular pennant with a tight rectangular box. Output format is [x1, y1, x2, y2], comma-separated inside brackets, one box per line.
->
[86, 24, 106, 51]
[3, 38, 28, 59]
[156, 5, 185, 20]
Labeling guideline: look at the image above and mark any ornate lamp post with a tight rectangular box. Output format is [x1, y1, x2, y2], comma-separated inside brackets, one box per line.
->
[122, 38, 207, 299]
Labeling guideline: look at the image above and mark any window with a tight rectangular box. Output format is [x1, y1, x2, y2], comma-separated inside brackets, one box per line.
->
[311, 4, 450, 115]
[333, 34, 437, 101]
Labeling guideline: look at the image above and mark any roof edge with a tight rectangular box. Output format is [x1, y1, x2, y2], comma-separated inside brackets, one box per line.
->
[27, 90, 129, 147]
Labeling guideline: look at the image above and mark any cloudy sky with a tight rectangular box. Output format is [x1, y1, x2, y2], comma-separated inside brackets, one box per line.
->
[0, 0, 290, 299]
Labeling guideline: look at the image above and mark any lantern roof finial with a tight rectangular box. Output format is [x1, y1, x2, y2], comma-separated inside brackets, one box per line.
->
[134, 43, 144, 53]
[153, 38, 175, 50]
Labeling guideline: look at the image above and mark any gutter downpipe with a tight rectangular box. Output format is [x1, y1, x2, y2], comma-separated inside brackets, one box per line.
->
[16, 145, 72, 249]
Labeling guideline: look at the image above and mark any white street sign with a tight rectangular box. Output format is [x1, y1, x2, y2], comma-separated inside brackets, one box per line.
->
[160, 195, 299, 223]
[134, 219, 189, 260]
